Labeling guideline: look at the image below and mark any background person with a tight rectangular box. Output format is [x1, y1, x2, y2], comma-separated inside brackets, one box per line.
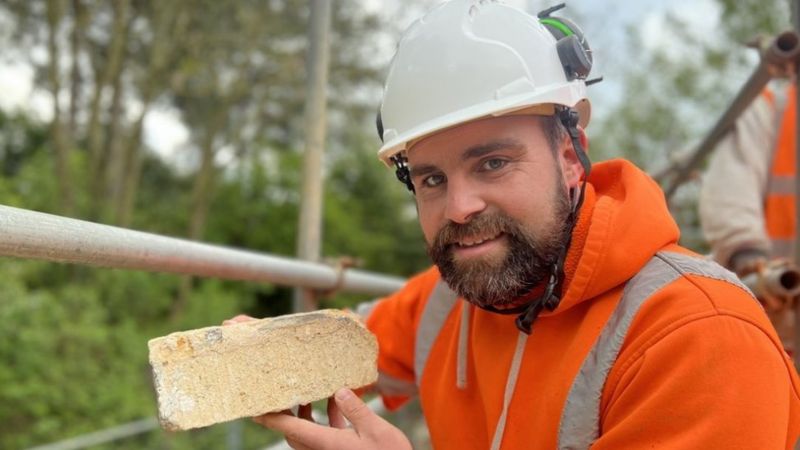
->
[699, 81, 798, 354]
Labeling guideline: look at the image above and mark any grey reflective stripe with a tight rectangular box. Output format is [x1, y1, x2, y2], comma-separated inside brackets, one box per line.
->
[658, 252, 749, 291]
[355, 298, 382, 320]
[767, 174, 795, 196]
[377, 371, 419, 397]
[771, 238, 795, 260]
[415, 280, 459, 384]
[770, 86, 789, 166]
[557, 251, 751, 450]
[557, 256, 677, 449]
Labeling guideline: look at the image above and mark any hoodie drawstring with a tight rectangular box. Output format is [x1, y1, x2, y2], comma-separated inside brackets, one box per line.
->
[457, 301, 472, 389]
[490, 331, 529, 450]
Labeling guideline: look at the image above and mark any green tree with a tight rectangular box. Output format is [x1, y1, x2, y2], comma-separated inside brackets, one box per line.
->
[588, 0, 789, 250]
[0, 1, 431, 447]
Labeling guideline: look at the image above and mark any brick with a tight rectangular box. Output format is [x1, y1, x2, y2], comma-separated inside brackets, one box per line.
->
[148, 309, 378, 430]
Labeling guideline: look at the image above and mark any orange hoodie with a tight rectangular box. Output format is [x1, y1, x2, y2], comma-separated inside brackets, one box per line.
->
[366, 159, 800, 449]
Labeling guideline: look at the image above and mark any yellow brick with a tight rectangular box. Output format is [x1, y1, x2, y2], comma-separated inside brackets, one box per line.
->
[148, 309, 378, 430]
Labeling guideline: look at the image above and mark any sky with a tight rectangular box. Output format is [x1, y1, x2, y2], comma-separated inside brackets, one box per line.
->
[0, 0, 721, 162]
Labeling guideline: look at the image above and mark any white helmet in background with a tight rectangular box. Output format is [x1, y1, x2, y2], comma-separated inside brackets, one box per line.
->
[377, 0, 593, 166]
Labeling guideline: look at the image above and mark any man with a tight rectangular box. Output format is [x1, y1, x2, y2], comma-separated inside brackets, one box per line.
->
[699, 81, 797, 354]
[253, 1, 800, 448]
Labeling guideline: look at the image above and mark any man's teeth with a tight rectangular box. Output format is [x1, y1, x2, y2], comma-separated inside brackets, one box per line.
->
[458, 233, 501, 247]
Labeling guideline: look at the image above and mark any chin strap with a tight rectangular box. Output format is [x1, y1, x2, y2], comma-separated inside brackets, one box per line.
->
[478, 107, 591, 334]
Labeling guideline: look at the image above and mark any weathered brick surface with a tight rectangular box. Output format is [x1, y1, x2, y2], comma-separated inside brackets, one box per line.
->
[148, 309, 378, 430]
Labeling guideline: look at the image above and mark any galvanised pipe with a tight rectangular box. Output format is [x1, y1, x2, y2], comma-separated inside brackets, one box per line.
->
[0, 205, 406, 296]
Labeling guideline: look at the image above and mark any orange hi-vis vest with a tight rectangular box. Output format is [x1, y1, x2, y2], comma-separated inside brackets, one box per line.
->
[765, 85, 797, 259]
[366, 160, 800, 449]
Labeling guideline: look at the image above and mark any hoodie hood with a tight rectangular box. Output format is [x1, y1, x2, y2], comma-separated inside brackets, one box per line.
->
[542, 159, 680, 315]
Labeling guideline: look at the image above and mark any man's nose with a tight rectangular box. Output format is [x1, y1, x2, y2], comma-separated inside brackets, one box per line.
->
[444, 179, 487, 224]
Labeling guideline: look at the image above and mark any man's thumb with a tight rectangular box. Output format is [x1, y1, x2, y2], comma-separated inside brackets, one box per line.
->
[334, 388, 376, 429]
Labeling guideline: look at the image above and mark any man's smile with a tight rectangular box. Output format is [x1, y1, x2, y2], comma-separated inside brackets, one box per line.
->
[453, 231, 504, 248]
[450, 233, 508, 260]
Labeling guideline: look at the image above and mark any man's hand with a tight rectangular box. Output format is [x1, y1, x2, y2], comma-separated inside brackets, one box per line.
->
[222, 314, 256, 325]
[730, 249, 769, 278]
[754, 259, 798, 311]
[253, 388, 412, 450]
[767, 60, 797, 80]
[733, 254, 799, 311]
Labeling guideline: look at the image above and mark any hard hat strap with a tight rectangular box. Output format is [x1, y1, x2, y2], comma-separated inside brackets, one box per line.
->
[558, 106, 591, 180]
[391, 106, 592, 333]
[481, 107, 591, 334]
[390, 154, 415, 193]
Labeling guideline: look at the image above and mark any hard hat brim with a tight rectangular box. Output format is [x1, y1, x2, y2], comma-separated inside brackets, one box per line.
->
[378, 97, 590, 167]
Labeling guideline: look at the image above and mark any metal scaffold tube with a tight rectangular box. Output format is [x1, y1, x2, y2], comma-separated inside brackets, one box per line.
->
[25, 418, 159, 450]
[294, 0, 333, 312]
[0, 205, 405, 296]
[657, 30, 800, 198]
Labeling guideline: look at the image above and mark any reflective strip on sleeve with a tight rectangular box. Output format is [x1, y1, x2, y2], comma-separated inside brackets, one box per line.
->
[355, 298, 383, 320]
[377, 371, 419, 397]
[415, 280, 459, 384]
[767, 174, 796, 196]
[771, 237, 795, 260]
[557, 251, 753, 450]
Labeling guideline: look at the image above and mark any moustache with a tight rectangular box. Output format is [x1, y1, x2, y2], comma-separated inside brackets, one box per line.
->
[432, 213, 522, 251]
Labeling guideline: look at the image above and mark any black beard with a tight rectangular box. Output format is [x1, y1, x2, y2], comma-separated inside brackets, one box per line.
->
[427, 194, 571, 309]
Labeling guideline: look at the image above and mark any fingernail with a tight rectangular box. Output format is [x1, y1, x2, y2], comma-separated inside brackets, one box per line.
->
[335, 388, 353, 401]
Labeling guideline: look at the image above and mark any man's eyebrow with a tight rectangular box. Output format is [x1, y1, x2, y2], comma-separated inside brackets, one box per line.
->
[408, 163, 438, 180]
[408, 139, 524, 179]
[461, 139, 524, 161]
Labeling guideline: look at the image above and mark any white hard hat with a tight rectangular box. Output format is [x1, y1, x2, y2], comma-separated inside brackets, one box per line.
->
[377, 0, 592, 166]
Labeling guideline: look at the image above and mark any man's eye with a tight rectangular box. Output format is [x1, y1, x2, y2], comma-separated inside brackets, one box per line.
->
[422, 174, 445, 187]
[481, 158, 507, 171]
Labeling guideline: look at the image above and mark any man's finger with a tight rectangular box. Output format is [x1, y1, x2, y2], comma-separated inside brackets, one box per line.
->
[222, 314, 256, 326]
[298, 403, 314, 422]
[256, 413, 348, 450]
[333, 388, 379, 431]
[327, 396, 347, 429]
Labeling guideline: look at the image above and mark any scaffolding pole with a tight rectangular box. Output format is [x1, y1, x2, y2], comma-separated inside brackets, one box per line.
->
[0, 205, 405, 296]
[294, 0, 332, 312]
[24, 398, 387, 450]
[25, 418, 159, 450]
[658, 30, 800, 199]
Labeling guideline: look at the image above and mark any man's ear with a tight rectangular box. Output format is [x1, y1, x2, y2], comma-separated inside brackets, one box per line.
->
[577, 125, 588, 153]
[560, 127, 588, 188]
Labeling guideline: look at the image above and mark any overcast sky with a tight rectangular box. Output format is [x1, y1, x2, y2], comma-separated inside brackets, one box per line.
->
[0, 0, 721, 160]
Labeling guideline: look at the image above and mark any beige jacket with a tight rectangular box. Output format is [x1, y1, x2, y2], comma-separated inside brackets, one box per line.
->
[699, 88, 782, 267]
[699, 84, 797, 353]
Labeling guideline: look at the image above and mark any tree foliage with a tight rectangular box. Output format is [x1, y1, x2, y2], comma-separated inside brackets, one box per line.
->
[588, 0, 789, 250]
[0, 1, 427, 448]
[8, 0, 792, 447]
